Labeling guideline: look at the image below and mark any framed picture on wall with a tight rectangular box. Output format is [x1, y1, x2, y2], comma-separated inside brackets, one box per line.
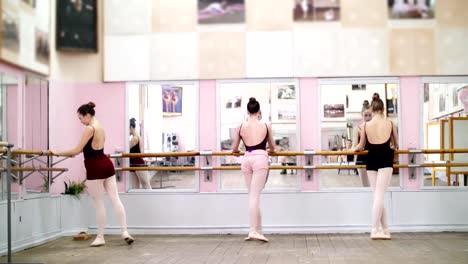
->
[198, 0, 245, 24]
[271, 84, 297, 123]
[388, 0, 435, 19]
[447, 84, 465, 114]
[162, 85, 183, 116]
[293, 0, 340, 22]
[1, 0, 50, 75]
[323, 104, 345, 120]
[56, 0, 97, 52]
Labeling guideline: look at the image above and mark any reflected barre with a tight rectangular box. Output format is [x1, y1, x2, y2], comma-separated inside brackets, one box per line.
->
[116, 163, 468, 172]
[1, 167, 67, 172]
[111, 148, 468, 171]
[109, 148, 468, 158]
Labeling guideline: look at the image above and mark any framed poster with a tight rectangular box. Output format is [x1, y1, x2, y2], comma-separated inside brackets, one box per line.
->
[388, 0, 434, 19]
[162, 85, 183, 116]
[56, 0, 97, 52]
[1, 0, 50, 75]
[198, 0, 245, 24]
[293, 0, 340, 22]
[271, 84, 297, 123]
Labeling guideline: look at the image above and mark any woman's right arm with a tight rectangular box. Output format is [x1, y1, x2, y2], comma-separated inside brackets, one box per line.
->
[231, 125, 241, 153]
[52, 126, 93, 156]
[266, 123, 276, 152]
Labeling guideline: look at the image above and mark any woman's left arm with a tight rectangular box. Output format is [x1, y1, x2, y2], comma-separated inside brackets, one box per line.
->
[391, 122, 399, 150]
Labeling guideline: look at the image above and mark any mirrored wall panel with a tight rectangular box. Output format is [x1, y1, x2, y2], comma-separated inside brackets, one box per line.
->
[127, 83, 198, 190]
[0, 72, 19, 201]
[319, 80, 400, 189]
[422, 81, 468, 187]
[218, 80, 299, 191]
[22, 75, 49, 198]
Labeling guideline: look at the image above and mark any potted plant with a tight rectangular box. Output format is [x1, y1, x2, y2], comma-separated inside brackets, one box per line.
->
[62, 179, 86, 199]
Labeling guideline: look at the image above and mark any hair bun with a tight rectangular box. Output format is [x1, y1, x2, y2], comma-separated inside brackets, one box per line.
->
[249, 97, 256, 103]
[130, 117, 136, 122]
[88, 102, 96, 108]
[372, 93, 380, 101]
[362, 100, 369, 106]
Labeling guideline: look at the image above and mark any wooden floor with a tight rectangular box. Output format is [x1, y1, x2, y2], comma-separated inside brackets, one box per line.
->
[2, 233, 468, 264]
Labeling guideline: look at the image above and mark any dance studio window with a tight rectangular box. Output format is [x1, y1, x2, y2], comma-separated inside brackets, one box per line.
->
[421, 78, 468, 188]
[0, 73, 19, 201]
[319, 79, 401, 189]
[218, 79, 299, 191]
[127, 82, 198, 191]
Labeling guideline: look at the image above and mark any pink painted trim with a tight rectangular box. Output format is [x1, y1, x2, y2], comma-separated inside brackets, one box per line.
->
[399, 77, 421, 190]
[198, 80, 218, 192]
[299, 78, 319, 191]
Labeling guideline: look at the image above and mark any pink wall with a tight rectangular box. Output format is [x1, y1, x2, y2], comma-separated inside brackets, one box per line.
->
[0, 63, 23, 149]
[49, 81, 126, 194]
[198, 80, 218, 192]
[399, 77, 422, 190]
[299, 78, 319, 191]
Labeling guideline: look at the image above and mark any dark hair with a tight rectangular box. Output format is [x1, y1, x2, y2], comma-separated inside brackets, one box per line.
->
[247, 97, 260, 114]
[77, 102, 96, 116]
[371, 93, 384, 112]
[361, 100, 370, 113]
[130, 118, 136, 129]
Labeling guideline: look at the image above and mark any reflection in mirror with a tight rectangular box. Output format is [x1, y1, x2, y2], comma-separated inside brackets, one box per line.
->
[23, 75, 49, 198]
[319, 82, 400, 188]
[423, 82, 468, 187]
[127, 83, 198, 190]
[218, 80, 299, 191]
[0, 73, 19, 201]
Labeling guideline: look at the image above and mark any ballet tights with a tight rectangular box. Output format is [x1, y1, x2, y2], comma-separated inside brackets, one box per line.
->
[86, 176, 129, 239]
[244, 168, 268, 233]
[367, 168, 392, 232]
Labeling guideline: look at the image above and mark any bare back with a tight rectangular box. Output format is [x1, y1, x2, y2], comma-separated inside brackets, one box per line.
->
[364, 118, 393, 145]
[240, 120, 268, 146]
[90, 121, 106, 150]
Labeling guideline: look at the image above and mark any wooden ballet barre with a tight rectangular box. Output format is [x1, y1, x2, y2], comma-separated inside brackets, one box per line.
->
[0, 141, 13, 147]
[110, 151, 199, 158]
[6, 167, 67, 172]
[117, 166, 200, 172]
[0, 149, 56, 156]
[117, 162, 468, 172]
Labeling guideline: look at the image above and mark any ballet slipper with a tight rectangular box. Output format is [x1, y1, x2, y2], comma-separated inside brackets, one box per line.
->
[246, 231, 269, 242]
[90, 236, 105, 247]
[382, 229, 392, 240]
[370, 230, 387, 240]
[122, 231, 135, 245]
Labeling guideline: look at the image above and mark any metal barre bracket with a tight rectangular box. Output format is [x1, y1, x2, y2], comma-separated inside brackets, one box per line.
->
[199, 151, 213, 156]
[304, 150, 314, 181]
[109, 153, 123, 158]
[408, 148, 418, 180]
[201, 150, 212, 182]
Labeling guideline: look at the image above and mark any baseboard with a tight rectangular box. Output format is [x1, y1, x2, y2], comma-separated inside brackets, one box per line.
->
[86, 224, 468, 235]
[0, 229, 61, 256]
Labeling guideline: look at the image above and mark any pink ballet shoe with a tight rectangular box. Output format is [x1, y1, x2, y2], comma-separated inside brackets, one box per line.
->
[382, 229, 391, 240]
[122, 231, 135, 245]
[90, 236, 105, 247]
[245, 231, 268, 242]
[370, 231, 388, 240]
